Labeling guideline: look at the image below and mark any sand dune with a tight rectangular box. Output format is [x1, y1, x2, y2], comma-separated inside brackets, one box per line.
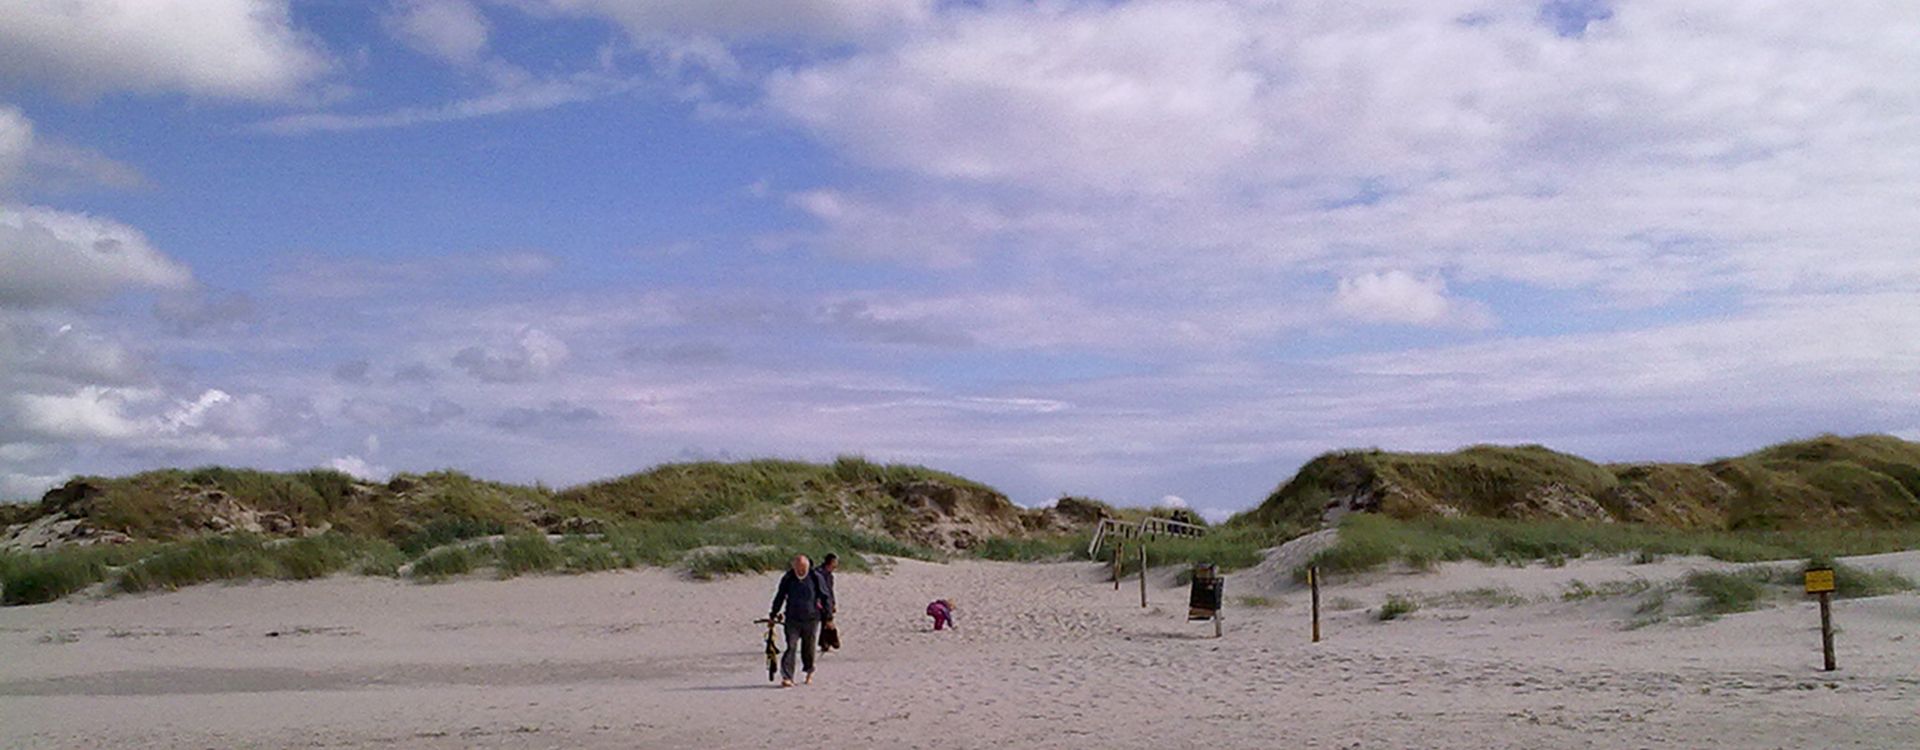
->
[3, 551, 1918, 749]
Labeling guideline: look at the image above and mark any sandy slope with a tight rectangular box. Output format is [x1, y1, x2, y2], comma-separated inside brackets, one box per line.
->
[3, 550, 1918, 749]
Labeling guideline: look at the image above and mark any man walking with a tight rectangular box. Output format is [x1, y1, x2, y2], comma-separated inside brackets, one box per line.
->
[818, 554, 840, 653]
[769, 554, 832, 687]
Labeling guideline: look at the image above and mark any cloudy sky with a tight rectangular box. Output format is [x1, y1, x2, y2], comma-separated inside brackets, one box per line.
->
[2, 0, 1917, 518]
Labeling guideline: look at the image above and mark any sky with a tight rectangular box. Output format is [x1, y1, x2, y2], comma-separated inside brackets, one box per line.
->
[1, 0, 1918, 520]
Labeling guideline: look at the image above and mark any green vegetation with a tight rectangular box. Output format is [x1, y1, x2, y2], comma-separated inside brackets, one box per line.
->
[972, 534, 1089, 562]
[3, 454, 1016, 604]
[1108, 526, 1291, 579]
[1423, 587, 1531, 608]
[1561, 579, 1652, 602]
[1, 544, 153, 605]
[1239, 435, 1920, 532]
[1377, 594, 1419, 621]
[685, 546, 792, 580]
[409, 544, 482, 580]
[115, 534, 403, 593]
[496, 534, 564, 577]
[1683, 569, 1776, 615]
[1301, 513, 1920, 579]
[555, 455, 1000, 526]
[1807, 558, 1919, 599]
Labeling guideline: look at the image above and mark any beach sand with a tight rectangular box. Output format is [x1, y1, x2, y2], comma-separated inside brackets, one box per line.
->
[4, 550, 1918, 749]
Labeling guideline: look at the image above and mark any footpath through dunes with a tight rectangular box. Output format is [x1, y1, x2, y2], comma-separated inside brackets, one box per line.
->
[5, 553, 1920, 749]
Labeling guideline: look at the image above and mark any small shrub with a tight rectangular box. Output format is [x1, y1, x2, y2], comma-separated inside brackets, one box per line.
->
[558, 540, 626, 573]
[496, 535, 563, 578]
[1807, 559, 1919, 599]
[973, 536, 1085, 562]
[398, 518, 507, 556]
[1237, 595, 1277, 608]
[355, 544, 407, 577]
[117, 536, 273, 593]
[1377, 594, 1419, 621]
[685, 546, 789, 580]
[1632, 549, 1662, 565]
[4, 553, 110, 605]
[1329, 596, 1364, 611]
[266, 534, 391, 580]
[1423, 587, 1530, 608]
[1562, 579, 1651, 602]
[410, 545, 484, 581]
[1684, 569, 1771, 615]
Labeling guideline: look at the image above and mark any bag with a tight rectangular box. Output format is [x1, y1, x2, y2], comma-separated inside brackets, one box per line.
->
[820, 619, 842, 650]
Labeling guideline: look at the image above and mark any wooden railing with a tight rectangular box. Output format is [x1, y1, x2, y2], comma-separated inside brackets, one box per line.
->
[1086, 515, 1207, 558]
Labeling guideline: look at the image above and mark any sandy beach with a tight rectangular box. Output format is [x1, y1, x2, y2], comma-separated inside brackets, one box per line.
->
[4, 550, 1918, 749]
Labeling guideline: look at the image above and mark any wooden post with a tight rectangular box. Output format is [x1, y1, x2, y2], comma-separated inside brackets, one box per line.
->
[1309, 565, 1321, 644]
[1138, 542, 1148, 608]
[1213, 613, 1223, 638]
[1819, 591, 1836, 671]
[1113, 541, 1123, 590]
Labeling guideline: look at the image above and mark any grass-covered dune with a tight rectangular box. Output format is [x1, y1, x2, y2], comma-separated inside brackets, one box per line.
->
[5, 456, 1080, 553]
[1236, 434, 1920, 533]
[0, 456, 1113, 605]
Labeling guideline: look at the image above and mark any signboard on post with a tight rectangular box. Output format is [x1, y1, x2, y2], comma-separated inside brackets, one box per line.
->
[1805, 567, 1837, 671]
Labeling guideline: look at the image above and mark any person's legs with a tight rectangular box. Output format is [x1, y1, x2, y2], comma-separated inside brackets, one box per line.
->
[781, 623, 803, 683]
[799, 620, 819, 679]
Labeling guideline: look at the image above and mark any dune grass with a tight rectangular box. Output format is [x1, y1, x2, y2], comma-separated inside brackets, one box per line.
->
[1, 544, 155, 605]
[1303, 513, 1920, 580]
[496, 534, 564, 577]
[1104, 526, 1289, 580]
[1682, 569, 1776, 615]
[555, 455, 999, 524]
[115, 534, 404, 593]
[1807, 558, 1919, 599]
[409, 544, 484, 580]
[1377, 594, 1419, 621]
[685, 546, 793, 580]
[1241, 435, 1920, 533]
[971, 534, 1090, 562]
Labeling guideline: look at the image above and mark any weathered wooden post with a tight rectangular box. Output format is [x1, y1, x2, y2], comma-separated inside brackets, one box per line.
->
[1309, 565, 1321, 644]
[1806, 567, 1837, 671]
[1113, 540, 1123, 591]
[1138, 542, 1148, 608]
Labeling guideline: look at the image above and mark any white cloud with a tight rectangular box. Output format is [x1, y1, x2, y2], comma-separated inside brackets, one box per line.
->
[0, 0, 329, 100]
[1159, 494, 1188, 509]
[0, 106, 143, 192]
[0, 205, 194, 309]
[0, 108, 30, 185]
[327, 455, 391, 482]
[1, 470, 65, 501]
[452, 327, 571, 382]
[0, 318, 146, 385]
[253, 74, 615, 135]
[761, 0, 1920, 303]
[8, 386, 284, 450]
[1335, 271, 1494, 329]
[767, 1, 1263, 195]
[528, 0, 932, 42]
[387, 0, 490, 65]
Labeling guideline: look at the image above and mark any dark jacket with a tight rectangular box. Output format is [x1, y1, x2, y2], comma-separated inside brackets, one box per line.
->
[818, 569, 836, 618]
[771, 569, 831, 622]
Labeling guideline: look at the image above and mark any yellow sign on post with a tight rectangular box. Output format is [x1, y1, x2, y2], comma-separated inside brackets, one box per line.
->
[1805, 568, 1836, 594]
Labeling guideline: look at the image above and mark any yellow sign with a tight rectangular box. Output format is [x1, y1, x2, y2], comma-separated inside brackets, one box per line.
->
[1805, 568, 1836, 594]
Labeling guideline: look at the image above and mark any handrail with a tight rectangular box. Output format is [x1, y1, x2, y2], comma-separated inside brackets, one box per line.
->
[1086, 515, 1206, 558]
